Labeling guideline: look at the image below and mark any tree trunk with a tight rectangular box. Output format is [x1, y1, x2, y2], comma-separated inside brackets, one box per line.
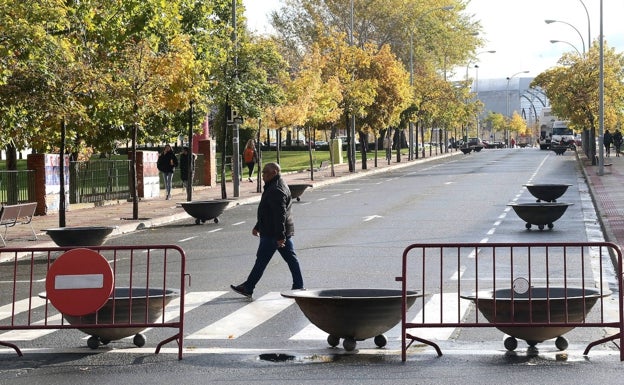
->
[5, 143, 17, 170]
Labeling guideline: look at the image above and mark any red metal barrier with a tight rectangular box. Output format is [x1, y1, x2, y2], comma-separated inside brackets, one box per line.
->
[0, 245, 187, 359]
[397, 242, 624, 362]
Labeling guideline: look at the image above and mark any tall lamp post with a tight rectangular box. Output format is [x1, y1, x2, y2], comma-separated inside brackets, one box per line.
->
[506, 70, 530, 146]
[348, 0, 356, 172]
[598, 0, 604, 175]
[408, 5, 454, 161]
[550, 39, 582, 56]
[579, 0, 591, 50]
[545, 20, 586, 54]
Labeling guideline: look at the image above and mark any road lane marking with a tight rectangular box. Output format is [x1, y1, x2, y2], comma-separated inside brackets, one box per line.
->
[0, 314, 63, 341]
[408, 293, 471, 340]
[187, 292, 294, 339]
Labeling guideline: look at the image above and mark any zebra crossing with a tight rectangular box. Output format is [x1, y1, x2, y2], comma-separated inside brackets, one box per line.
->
[0, 290, 471, 351]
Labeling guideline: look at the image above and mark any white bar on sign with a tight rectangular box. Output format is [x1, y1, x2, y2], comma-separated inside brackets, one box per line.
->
[54, 274, 104, 290]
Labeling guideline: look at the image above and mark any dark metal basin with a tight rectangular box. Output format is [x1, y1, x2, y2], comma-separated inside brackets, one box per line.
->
[508, 202, 572, 230]
[289, 184, 312, 201]
[282, 288, 420, 341]
[460, 147, 472, 154]
[180, 199, 231, 224]
[524, 184, 572, 202]
[461, 287, 606, 343]
[45, 226, 116, 246]
[62, 287, 178, 342]
[551, 146, 567, 155]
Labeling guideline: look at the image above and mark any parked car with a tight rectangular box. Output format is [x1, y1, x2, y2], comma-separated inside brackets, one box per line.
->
[482, 140, 505, 149]
[313, 140, 328, 150]
[467, 137, 484, 151]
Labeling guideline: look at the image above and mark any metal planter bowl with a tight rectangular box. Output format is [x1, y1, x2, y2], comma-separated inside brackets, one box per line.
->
[462, 287, 606, 350]
[180, 199, 231, 224]
[289, 184, 312, 202]
[45, 226, 116, 246]
[62, 287, 178, 349]
[523, 183, 572, 202]
[508, 202, 572, 230]
[282, 288, 421, 351]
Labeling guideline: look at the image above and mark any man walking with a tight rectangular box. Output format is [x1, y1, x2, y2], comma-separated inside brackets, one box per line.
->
[231, 162, 304, 298]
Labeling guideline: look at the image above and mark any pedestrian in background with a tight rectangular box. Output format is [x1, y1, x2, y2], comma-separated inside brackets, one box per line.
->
[179, 146, 195, 191]
[231, 162, 304, 299]
[604, 129, 613, 158]
[613, 129, 623, 157]
[383, 132, 392, 164]
[157, 144, 178, 200]
[243, 139, 258, 182]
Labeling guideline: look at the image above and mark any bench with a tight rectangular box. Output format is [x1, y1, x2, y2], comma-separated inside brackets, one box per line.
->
[0, 202, 38, 246]
[315, 160, 330, 177]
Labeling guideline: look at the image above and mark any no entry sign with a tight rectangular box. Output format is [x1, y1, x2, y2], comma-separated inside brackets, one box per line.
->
[45, 248, 114, 316]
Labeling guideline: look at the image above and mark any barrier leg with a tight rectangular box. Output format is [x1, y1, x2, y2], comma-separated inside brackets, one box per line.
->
[583, 332, 621, 356]
[1, 340, 23, 357]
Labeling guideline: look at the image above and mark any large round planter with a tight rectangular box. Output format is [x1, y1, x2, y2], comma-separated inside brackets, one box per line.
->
[45, 226, 116, 246]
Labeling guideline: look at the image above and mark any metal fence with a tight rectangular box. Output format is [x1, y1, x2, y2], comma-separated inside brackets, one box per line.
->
[70, 160, 131, 204]
[0, 170, 36, 205]
[397, 242, 624, 361]
[0, 244, 187, 359]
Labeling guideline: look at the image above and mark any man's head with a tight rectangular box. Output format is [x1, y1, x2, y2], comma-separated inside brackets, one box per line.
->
[262, 162, 280, 183]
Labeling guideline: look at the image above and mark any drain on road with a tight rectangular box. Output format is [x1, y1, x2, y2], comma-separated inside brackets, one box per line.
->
[258, 353, 295, 362]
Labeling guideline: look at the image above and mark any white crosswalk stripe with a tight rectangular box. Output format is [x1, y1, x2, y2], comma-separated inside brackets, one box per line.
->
[187, 292, 294, 339]
[409, 293, 472, 340]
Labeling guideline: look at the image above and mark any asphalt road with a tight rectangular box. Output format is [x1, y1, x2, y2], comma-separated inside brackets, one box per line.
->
[1, 148, 622, 385]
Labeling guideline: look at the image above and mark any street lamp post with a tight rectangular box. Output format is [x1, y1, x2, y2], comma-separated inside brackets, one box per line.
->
[550, 39, 582, 56]
[506, 70, 530, 146]
[475, 64, 480, 139]
[545, 19, 586, 54]
[598, 0, 604, 175]
[408, 5, 454, 161]
[579, 0, 591, 50]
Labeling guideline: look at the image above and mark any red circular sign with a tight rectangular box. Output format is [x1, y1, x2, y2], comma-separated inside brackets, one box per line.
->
[45, 248, 114, 316]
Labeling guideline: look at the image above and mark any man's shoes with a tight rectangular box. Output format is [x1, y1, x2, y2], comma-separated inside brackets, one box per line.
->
[230, 284, 252, 298]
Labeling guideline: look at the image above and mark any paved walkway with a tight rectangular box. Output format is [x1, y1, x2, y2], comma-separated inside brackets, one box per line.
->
[2, 148, 624, 255]
[578, 149, 624, 252]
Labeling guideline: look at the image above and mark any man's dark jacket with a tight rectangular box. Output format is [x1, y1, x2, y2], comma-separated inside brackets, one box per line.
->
[254, 174, 293, 240]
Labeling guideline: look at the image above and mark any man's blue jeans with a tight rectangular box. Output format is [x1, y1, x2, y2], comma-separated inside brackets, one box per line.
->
[244, 236, 304, 293]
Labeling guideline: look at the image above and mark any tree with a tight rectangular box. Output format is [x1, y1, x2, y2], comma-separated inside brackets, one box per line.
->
[509, 111, 528, 138]
[0, 0, 74, 168]
[531, 42, 624, 161]
[484, 112, 507, 142]
[270, 0, 479, 77]
[359, 44, 411, 166]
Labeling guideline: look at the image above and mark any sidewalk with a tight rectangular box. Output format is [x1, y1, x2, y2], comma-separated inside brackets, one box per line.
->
[1, 152, 454, 250]
[578, 149, 624, 252]
[2, 148, 624, 254]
